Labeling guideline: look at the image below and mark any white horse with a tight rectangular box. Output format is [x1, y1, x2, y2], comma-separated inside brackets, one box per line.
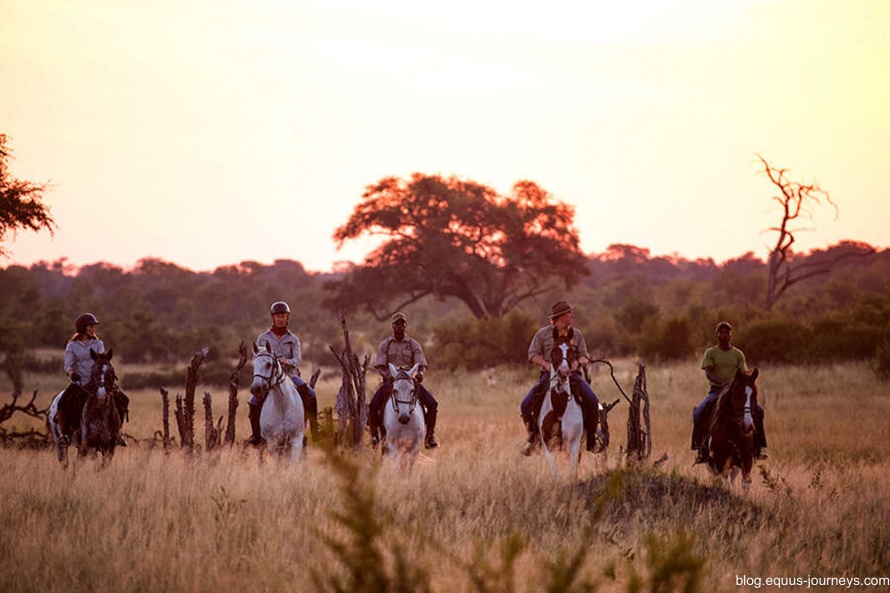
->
[251, 342, 305, 464]
[538, 338, 584, 479]
[381, 363, 426, 472]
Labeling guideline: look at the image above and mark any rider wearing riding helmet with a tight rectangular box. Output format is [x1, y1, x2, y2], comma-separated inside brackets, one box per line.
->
[247, 301, 321, 445]
[59, 313, 129, 445]
[519, 300, 600, 456]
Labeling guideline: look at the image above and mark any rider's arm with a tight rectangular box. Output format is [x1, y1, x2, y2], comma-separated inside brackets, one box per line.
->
[529, 354, 552, 373]
[704, 365, 726, 386]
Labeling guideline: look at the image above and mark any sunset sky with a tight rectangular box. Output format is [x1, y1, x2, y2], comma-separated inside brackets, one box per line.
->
[2, 0, 888, 273]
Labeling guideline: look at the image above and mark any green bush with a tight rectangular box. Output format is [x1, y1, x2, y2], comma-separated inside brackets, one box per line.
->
[431, 310, 537, 370]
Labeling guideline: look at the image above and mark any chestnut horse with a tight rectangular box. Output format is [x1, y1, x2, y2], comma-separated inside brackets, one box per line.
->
[704, 368, 760, 491]
[538, 329, 585, 478]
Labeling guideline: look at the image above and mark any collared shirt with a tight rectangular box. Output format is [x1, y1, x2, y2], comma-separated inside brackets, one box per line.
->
[64, 337, 105, 386]
[528, 325, 589, 363]
[701, 345, 748, 386]
[375, 334, 427, 378]
[255, 329, 302, 378]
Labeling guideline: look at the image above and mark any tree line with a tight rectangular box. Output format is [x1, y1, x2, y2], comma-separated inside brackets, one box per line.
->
[2, 241, 888, 391]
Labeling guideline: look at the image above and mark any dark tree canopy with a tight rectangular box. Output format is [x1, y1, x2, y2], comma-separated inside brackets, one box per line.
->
[0, 134, 55, 256]
[327, 173, 589, 320]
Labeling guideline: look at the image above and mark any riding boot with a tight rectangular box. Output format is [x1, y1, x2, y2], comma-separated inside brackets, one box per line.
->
[424, 406, 440, 449]
[753, 409, 768, 459]
[520, 415, 539, 456]
[114, 388, 130, 447]
[246, 401, 264, 446]
[369, 409, 382, 447]
[297, 383, 321, 442]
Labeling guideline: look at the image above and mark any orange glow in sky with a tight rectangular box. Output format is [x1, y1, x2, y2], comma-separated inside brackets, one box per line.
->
[2, 0, 888, 272]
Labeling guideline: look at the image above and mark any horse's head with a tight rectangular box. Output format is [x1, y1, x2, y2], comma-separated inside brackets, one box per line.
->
[725, 367, 759, 434]
[549, 327, 575, 390]
[388, 363, 419, 425]
[87, 348, 116, 399]
[251, 341, 282, 398]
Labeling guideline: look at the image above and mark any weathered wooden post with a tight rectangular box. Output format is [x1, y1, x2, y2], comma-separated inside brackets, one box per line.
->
[625, 359, 651, 463]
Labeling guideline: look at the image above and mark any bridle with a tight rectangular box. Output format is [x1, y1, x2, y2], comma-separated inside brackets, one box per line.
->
[253, 350, 286, 393]
[549, 342, 574, 394]
[87, 361, 115, 398]
[389, 370, 418, 414]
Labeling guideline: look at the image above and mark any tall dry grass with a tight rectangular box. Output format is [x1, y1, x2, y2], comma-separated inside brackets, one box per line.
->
[1, 359, 889, 592]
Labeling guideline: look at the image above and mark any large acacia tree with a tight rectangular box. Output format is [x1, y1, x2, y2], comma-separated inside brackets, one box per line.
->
[327, 173, 589, 320]
[0, 133, 54, 256]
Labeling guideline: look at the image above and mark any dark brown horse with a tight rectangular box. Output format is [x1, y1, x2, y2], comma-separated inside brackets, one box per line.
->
[705, 367, 760, 491]
[79, 349, 122, 465]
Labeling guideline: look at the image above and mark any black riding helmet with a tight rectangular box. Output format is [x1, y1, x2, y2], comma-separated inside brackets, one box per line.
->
[75, 313, 100, 334]
[270, 301, 291, 315]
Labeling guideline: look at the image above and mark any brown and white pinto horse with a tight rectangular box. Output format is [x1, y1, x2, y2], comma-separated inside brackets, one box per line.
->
[538, 328, 585, 478]
[78, 349, 122, 465]
[704, 367, 760, 491]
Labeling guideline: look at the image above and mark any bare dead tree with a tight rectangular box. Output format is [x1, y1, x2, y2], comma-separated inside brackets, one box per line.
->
[329, 311, 370, 449]
[757, 154, 874, 310]
[0, 390, 49, 447]
[225, 340, 248, 446]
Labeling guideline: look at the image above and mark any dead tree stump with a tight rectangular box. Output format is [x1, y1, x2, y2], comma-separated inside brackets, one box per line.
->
[225, 340, 248, 446]
[626, 359, 652, 463]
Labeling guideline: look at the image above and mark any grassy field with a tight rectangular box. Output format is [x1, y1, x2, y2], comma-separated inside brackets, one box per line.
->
[1, 358, 889, 592]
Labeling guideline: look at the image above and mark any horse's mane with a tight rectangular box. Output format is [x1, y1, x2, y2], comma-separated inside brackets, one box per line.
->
[710, 381, 736, 427]
[709, 370, 757, 432]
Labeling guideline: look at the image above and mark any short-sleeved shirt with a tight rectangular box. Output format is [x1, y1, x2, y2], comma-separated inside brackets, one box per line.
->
[255, 329, 302, 379]
[375, 335, 427, 378]
[701, 346, 748, 386]
[528, 325, 589, 364]
[64, 337, 106, 387]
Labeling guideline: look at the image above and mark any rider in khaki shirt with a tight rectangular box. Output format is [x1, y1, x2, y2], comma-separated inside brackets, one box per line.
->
[368, 312, 439, 449]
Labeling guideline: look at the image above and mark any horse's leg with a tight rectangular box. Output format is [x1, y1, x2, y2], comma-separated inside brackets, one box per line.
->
[541, 443, 559, 479]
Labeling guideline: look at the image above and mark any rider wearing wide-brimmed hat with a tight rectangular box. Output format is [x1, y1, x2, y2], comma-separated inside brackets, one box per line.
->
[247, 301, 321, 446]
[519, 300, 600, 456]
[368, 311, 440, 449]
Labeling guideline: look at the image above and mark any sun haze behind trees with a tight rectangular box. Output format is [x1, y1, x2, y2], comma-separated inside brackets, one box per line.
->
[325, 173, 589, 321]
[0, 134, 55, 257]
